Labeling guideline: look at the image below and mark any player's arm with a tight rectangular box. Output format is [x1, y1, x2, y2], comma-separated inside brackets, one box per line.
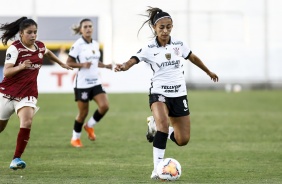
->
[3, 61, 32, 78]
[66, 56, 92, 69]
[98, 61, 112, 70]
[114, 58, 138, 72]
[188, 53, 218, 82]
[45, 49, 72, 70]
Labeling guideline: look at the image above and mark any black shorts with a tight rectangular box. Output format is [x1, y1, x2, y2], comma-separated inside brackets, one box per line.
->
[149, 94, 190, 117]
[74, 85, 106, 102]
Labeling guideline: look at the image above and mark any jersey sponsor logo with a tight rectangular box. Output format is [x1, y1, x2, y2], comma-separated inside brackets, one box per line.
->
[18, 48, 29, 52]
[39, 47, 45, 52]
[154, 53, 159, 56]
[172, 41, 183, 46]
[85, 56, 99, 60]
[25, 63, 42, 70]
[6, 53, 11, 60]
[162, 84, 181, 93]
[148, 44, 156, 48]
[22, 54, 32, 57]
[156, 60, 180, 68]
[165, 53, 171, 60]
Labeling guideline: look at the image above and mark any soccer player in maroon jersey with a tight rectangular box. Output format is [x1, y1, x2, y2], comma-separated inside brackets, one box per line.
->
[0, 17, 72, 170]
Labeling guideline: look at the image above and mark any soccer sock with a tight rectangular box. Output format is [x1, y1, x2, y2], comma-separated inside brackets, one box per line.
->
[169, 131, 180, 146]
[168, 126, 174, 139]
[87, 110, 104, 127]
[13, 128, 30, 159]
[72, 120, 83, 140]
[153, 131, 168, 171]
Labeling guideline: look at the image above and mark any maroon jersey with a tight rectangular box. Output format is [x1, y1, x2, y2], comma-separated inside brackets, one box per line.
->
[0, 40, 46, 99]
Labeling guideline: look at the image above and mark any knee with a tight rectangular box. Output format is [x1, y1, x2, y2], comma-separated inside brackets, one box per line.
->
[77, 111, 88, 121]
[21, 119, 33, 129]
[99, 104, 109, 114]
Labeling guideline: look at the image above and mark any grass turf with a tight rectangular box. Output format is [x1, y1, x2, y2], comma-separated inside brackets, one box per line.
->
[0, 90, 281, 183]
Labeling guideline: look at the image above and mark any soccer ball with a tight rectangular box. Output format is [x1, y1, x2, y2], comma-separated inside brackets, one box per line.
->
[156, 158, 182, 181]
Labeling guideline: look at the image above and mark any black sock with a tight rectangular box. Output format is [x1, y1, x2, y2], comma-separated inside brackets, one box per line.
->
[153, 131, 168, 149]
[73, 120, 83, 132]
[93, 109, 105, 122]
[170, 132, 180, 146]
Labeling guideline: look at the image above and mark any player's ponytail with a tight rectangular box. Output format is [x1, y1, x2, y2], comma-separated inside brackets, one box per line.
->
[138, 7, 172, 37]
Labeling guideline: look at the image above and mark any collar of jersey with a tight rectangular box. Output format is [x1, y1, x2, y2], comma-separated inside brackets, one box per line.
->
[82, 36, 92, 44]
[155, 36, 171, 47]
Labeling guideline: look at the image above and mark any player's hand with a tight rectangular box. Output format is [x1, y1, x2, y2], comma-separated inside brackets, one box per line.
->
[19, 60, 32, 69]
[114, 63, 127, 72]
[207, 71, 219, 82]
[105, 64, 112, 70]
[61, 63, 73, 70]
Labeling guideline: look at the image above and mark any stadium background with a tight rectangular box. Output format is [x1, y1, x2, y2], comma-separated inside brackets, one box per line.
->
[0, 0, 281, 92]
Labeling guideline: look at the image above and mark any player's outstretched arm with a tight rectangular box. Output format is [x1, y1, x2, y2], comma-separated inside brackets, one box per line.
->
[114, 58, 138, 72]
[188, 53, 218, 82]
[45, 49, 73, 70]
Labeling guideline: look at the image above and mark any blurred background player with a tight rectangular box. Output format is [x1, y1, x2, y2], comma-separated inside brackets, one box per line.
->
[115, 7, 218, 179]
[0, 17, 72, 170]
[66, 18, 112, 148]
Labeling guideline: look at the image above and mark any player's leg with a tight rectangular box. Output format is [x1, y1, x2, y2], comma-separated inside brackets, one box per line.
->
[0, 120, 8, 133]
[71, 100, 89, 147]
[84, 87, 109, 141]
[10, 106, 34, 170]
[0, 94, 14, 133]
[169, 115, 190, 146]
[150, 102, 170, 179]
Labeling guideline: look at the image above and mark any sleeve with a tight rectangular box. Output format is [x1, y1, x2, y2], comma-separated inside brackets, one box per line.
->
[132, 46, 148, 63]
[4, 45, 18, 64]
[181, 41, 192, 60]
[68, 43, 79, 60]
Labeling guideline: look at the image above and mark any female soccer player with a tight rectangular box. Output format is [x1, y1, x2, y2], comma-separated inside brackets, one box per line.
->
[115, 7, 219, 179]
[0, 17, 72, 170]
[66, 19, 112, 148]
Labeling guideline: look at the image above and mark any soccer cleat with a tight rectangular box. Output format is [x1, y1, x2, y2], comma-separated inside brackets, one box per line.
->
[10, 158, 26, 170]
[146, 116, 157, 143]
[150, 170, 159, 179]
[71, 139, 83, 147]
[84, 125, 96, 141]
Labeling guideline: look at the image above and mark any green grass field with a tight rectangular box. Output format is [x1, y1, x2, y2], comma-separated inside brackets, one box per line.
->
[0, 90, 281, 184]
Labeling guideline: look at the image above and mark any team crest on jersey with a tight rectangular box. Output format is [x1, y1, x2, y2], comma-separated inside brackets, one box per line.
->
[165, 53, 171, 60]
[38, 53, 43, 59]
[158, 95, 166, 102]
[81, 92, 88, 100]
[92, 50, 95, 54]
[6, 53, 11, 60]
[173, 48, 180, 56]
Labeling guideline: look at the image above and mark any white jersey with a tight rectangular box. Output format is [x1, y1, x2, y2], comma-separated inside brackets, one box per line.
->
[69, 37, 101, 88]
[133, 37, 192, 97]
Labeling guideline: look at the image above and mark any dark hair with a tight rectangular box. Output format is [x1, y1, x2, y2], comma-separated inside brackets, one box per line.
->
[0, 17, 37, 45]
[72, 18, 92, 35]
[138, 7, 172, 36]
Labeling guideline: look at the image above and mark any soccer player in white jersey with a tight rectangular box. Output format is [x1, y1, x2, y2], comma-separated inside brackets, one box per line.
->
[66, 19, 112, 148]
[115, 7, 219, 179]
[0, 17, 72, 170]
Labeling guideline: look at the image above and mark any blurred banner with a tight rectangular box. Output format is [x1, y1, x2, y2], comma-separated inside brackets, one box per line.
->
[38, 63, 152, 93]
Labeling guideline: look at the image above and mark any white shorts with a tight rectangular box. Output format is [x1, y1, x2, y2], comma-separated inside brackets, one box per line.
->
[0, 93, 39, 120]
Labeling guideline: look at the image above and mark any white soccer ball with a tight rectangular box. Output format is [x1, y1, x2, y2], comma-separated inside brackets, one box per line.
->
[156, 158, 182, 181]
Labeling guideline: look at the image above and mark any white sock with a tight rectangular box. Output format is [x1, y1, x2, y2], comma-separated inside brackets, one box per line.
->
[87, 117, 97, 127]
[153, 147, 165, 172]
[72, 130, 81, 140]
[168, 126, 174, 140]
